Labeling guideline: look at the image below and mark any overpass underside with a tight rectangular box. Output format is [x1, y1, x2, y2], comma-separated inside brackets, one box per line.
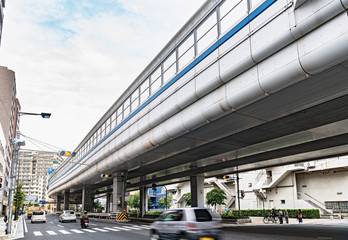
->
[49, 0, 348, 200]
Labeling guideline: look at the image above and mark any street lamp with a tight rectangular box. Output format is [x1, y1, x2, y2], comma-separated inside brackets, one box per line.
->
[20, 112, 51, 119]
[7, 111, 51, 234]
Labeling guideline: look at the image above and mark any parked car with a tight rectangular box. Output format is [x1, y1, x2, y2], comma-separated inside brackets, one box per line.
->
[150, 207, 222, 240]
[59, 210, 77, 223]
[31, 211, 46, 223]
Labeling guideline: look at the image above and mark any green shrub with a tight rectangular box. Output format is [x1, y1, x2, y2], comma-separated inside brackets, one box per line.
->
[145, 211, 163, 216]
[128, 210, 138, 215]
[221, 209, 320, 219]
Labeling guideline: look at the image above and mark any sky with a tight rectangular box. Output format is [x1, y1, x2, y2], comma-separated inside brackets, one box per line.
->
[0, 0, 205, 152]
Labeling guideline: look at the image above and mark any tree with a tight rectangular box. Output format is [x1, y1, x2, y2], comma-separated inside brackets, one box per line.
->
[14, 183, 26, 219]
[94, 199, 104, 212]
[184, 192, 191, 207]
[206, 188, 227, 210]
[157, 195, 173, 209]
[129, 193, 140, 209]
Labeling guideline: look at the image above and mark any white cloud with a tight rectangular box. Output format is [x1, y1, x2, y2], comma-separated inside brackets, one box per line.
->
[0, 0, 205, 151]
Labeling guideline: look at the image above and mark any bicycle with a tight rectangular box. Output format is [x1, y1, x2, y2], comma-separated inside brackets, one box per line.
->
[263, 212, 279, 224]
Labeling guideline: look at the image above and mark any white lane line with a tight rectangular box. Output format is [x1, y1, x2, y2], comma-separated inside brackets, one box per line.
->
[103, 227, 121, 232]
[47, 230, 57, 235]
[135, 225, 152, 229]
[33, 231, 42, 236]
[113, 226, 130, 231]
[92, 228, 109, 232]
[129, 224, 151, 229]
[82, 229, 97, 233]
[59, 230, 71, 234]
[71, 229, 84, 233]
[23, 216, 28, 233]
[120, 225, 143, 230]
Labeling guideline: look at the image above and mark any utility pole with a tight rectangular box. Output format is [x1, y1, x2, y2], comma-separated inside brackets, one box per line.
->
[236, 172, 241, 216]
[8, 137, 25, 234]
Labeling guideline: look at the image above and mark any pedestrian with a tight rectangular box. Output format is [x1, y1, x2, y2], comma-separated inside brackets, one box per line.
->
[278, 209, 283, 224]
[298, 209, 303, 224]
[284, 209, 289, 224]
[271, 208, 276, 223]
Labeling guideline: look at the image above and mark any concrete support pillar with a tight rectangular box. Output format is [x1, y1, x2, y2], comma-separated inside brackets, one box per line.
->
[112, 171, 127, 212]
[57, 195, 62, 212]
[190, 175, 205, 207]
[82, 186, 93, 212]
[112, 176, 123, 212]
[139, 186, 148, 217]
[106, 193, 111, 213]
[63, 191, 70, 210]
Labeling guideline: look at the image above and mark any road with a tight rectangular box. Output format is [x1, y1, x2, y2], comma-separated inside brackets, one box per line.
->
[20, 214, 348, 239]
[21, 213, 150, 240]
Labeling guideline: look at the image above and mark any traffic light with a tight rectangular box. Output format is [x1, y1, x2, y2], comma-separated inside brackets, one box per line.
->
[0, 178, 2, 188]
[58, 150, 76, 157]
[241, 190, 245, 199]
[216, 175, 230, 180]
[152, 183, 157, 191]
[117, 197, 122, 207]
[101, 174, 112, 178]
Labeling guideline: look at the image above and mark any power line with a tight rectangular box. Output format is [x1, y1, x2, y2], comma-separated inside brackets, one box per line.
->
[20, 133, 65, 152]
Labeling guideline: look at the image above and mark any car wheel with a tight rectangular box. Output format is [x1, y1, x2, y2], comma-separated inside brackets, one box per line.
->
[150, 231, 161, 240]
[178, 232, 188, 240]
[74, 220, 76, 222]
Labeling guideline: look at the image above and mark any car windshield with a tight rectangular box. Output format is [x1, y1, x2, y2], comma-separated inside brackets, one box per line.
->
[64, 211, 75, 214]
[194, 209, 212, 222]
[33, 211, 44, 215]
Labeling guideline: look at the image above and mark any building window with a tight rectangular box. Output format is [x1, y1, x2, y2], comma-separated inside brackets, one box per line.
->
[281, 200, 285, 204]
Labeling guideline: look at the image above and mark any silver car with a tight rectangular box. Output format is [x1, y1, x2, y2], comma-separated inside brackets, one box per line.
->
[150, 207, 222, 240]
[59, 210, 77, 223]
[31, 211, 46, 223]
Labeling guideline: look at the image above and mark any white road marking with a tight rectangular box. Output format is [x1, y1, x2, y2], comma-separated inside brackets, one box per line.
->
[33, 231, 42, 236]
[57, 224, 64, 228]
[130, 224, 151, 229]
[47, 230, 57, 235]
[113, 226, 131, 231]
[120, 225, 143, 230]
[103, 227, 121, 231]
[71, 229, 84, 233]
[82, 229, 97, 233]
[23, 216, 28, 233]
[49, 221, 54, 224]
[59, 230, 71, 234]
[92, 228, 109, 232]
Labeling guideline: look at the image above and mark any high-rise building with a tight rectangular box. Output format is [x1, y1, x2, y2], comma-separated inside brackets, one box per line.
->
[0, 0, 5, 46]
[18, 150, 62, 203]
[0, 66, 20, 214]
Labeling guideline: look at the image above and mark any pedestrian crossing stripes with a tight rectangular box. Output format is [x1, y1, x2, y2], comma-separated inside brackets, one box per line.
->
[30, 225, 151, 236]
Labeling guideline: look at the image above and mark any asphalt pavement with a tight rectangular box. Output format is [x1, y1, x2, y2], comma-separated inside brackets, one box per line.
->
[1, 214, 347, 239]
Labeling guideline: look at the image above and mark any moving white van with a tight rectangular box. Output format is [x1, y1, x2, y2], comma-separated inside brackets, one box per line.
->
[31, 211, 46, 223]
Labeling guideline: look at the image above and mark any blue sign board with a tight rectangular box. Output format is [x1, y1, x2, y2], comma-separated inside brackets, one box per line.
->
[39, 200, 46, 204]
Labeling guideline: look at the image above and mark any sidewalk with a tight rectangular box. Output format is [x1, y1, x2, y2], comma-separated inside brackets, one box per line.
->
[0, 216, 24, 240]
[234, 216, 343, 226]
